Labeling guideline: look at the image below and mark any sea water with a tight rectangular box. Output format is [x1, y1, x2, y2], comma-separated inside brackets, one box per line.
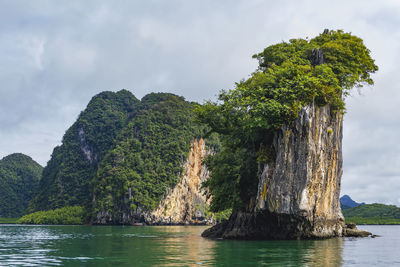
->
[0, 224, 399, 266]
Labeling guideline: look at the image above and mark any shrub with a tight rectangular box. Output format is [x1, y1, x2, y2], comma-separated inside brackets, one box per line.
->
[17, 206, 84, 225]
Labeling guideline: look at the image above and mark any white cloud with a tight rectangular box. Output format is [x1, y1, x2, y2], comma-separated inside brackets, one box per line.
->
[50, 39, 97, 75]
[0, 0, 399, 206]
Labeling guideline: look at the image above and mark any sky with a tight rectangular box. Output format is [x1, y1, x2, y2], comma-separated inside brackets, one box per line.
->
[0, 0, 399, 206]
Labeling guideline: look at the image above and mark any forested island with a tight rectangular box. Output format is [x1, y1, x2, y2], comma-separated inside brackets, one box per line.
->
[1, 29, 390, 239]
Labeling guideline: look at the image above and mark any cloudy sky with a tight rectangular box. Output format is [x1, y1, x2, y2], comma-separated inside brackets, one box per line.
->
[1, 0, 399, 206]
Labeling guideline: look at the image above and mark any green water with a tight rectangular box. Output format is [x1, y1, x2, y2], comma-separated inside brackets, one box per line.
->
[0, 225, 399, 266]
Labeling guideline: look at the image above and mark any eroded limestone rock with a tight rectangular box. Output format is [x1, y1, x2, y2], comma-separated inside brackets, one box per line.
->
[145, 138, 213, 225]
[94, 138, 213, 225]
[203, 103, 349, 239]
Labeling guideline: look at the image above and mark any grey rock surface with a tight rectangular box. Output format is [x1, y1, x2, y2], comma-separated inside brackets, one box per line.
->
[94, 139, 214, 225]
[203, 103, 346, 239]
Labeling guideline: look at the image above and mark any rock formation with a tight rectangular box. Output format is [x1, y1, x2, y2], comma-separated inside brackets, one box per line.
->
[145, 138, 213, 225]
[344, 223, 371, 237]
[95, 138, 214, 225]
[203, 102, 351, 239]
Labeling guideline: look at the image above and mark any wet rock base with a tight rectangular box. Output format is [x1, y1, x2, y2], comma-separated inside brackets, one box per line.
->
[344, 223, 372, 237]
[202, 211, 345, 240]
[202, 212, 372, 240]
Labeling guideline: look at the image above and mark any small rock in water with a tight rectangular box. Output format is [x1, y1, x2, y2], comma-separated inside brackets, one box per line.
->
[344, 223, 371, 237]
[346, 223, 356, 229]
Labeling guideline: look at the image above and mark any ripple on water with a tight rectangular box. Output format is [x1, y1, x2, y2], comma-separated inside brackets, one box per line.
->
[122, 234, 159, 238]
[1, 225, 400, 266]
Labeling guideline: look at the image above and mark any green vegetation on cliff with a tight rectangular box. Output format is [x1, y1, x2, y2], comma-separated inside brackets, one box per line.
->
[30, 90, 139, 211]
[29, 90, 212, 224]
[197, 30, 378, 212]
[18, 206, 84, 225]
[0, 153, 42, 217]
[93, 93, 206, 222]
[344, 203, 400, 224]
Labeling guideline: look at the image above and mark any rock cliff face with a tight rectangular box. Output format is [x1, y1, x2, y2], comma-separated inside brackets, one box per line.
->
[145, 138, 213, 225]
[203, 103, 346, 239]
[95, 138, 213, 225]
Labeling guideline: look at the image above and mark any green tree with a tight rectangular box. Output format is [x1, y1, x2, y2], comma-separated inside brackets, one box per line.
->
[197, 30, 378, 212]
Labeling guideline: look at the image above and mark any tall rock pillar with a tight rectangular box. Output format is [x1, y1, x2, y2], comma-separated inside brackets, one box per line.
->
[203, 103, 345, 239]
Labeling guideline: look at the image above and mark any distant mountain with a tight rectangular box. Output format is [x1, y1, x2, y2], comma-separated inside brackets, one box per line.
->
[0, 153, 42, 217]
[340, 196, 400, 224]
[340, 195, 365, 210]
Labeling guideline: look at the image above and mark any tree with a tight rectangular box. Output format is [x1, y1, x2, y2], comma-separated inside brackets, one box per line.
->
[196, 30, 378, 212]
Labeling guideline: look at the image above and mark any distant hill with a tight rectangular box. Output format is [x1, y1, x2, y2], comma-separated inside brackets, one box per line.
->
[343, 203, 400, 218]
[0, 153, 42, 217]
[340, 195, 365, 210]
[343, 203, 400, 224]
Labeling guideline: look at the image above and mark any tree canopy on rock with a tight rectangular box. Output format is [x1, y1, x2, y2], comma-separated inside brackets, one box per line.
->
[196, 30, 378, 212]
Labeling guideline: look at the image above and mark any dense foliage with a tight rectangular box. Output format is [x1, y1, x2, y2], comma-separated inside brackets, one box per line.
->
[30, 90, 138, 211]
[29, 90, 213, 224]
[17, 206, 85, 225]
[343, 203, 400, 218]
[344, 203, 400, 225]
[345, 217, 400, 225]
[197, 30, 378, 212]
[92, 93, 206, 221]
[0, 153, 42, 217]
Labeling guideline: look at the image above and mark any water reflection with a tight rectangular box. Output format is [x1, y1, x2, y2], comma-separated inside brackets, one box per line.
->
[151, 226, 217, 266]
[208, 237, 343, 266]
[305, 238, 343, 266]
[0, 224, 346, 266]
